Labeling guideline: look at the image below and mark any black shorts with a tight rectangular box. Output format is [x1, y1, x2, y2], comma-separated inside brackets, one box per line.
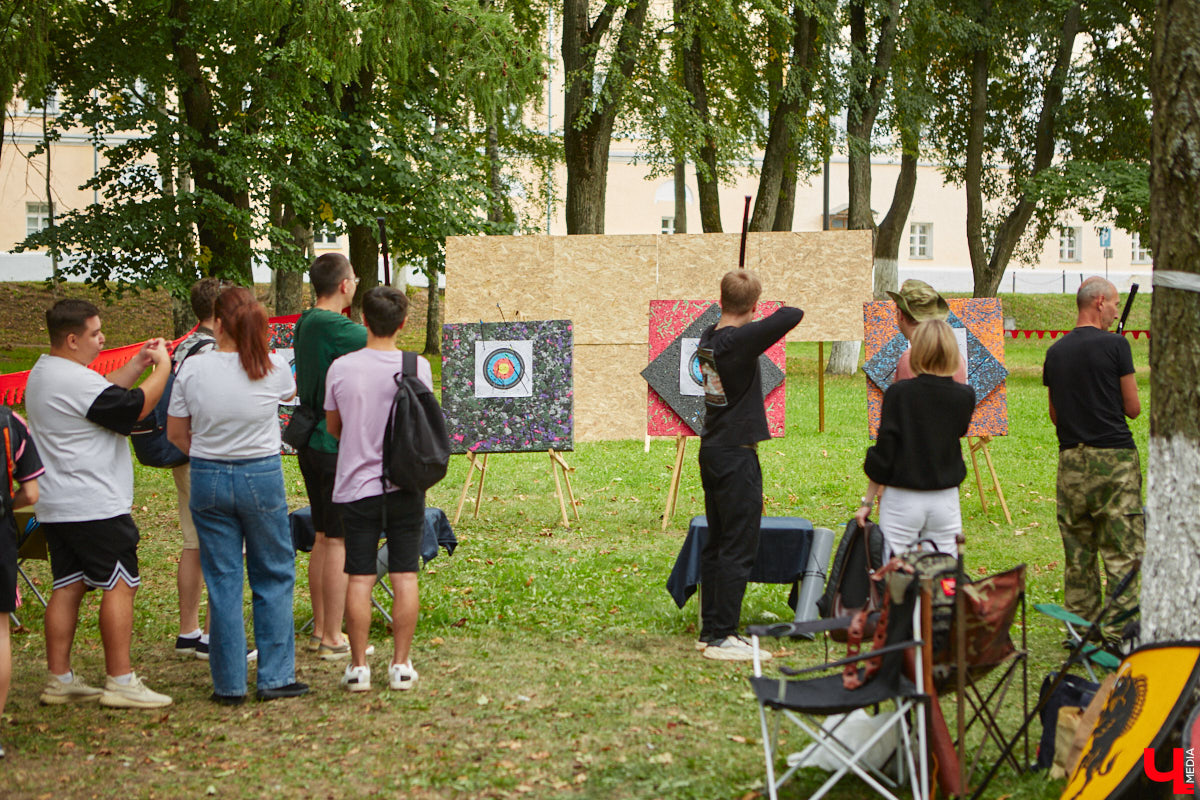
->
[297, 446, 342, 537]
[0, 518, 17, 613]
[336, 492, 425, 575]
[40, 514, 140, 591]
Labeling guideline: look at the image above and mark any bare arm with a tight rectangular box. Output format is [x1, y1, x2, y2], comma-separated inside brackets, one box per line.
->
[854, 479, 883, 527]
[1120, 373, 1141, 419]
[325, 409, 341, 440]
[107, 338, 166, 388]
[166, 415, 191, 455]
[1048, 392, 1057, 426]
[13, 478, 38, 508]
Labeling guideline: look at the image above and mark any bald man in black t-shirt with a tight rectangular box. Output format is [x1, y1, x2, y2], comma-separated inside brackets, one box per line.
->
[1043, 277, 1143, 640]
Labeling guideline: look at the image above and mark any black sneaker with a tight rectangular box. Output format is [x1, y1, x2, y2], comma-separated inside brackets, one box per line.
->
[175, 634, 202, 655]
[256, 682, 310, 701]
[194, 639, 210, 660]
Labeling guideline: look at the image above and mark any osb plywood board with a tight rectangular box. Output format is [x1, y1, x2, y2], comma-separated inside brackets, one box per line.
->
[445, 232, 874, 441]
[445, 236, 555, 324]
[446, 233, 872, 343]
[551, 236, 659, 345]
[754, 232, 872, 341]
[574, 343, 646, 441]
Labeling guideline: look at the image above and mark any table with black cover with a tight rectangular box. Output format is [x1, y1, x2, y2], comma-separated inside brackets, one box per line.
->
[666, 515, 814, 622]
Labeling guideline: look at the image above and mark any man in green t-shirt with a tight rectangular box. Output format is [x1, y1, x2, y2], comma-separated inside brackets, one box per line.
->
[294, 253, 367, 659]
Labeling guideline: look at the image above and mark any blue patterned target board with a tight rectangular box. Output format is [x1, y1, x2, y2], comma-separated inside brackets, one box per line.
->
[442, 320, 573, 454]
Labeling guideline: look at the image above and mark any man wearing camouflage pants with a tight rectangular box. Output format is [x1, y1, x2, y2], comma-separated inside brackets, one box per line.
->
[1043, 277, 1143, 642]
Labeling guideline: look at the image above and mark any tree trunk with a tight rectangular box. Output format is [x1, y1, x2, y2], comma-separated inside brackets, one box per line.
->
[965, 3, 1081, 297]
[679, 0, 722, 232]
[168, 0, 253, 283]
[874, 143, 919, 298]
[424, 255, 442, 356]
[1142, 0, 1200, 643]
[487, 122, 505, 225]
[826, 341, 862, 376]
[673, 160, 687, 233]
[773, 152, 798, 231]
[347, 223, 376, 322]
[562, 0, 650, 235]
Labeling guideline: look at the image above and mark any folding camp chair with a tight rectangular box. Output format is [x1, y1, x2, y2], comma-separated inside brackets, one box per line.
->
[10, 511, 49, 630]
[1033, 603, 1121, 681]
[747, 576, 930, 800]
[933, 562, 1029, 789]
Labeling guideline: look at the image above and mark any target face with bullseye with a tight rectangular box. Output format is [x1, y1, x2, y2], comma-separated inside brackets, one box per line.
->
[678, 338, 704, 397]
[474, 340, 534, 398]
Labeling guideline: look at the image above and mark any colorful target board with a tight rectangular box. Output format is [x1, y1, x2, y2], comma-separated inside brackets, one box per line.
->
[268, 316, 301, 455]
[862, 298, 1008, 439]
[442, 320, 573, 454]
[642, 300, 786, 437]
[1062, 643, 1200, 800]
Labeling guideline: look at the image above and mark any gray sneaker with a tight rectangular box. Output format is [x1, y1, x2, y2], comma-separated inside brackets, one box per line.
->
[701, 635, 771, 662]
[39, 673, 103, 705]
[99, 673, 173, 709]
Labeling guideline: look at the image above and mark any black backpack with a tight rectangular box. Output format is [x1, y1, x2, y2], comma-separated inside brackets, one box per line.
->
[131, 339, 212, 468]
[816, 517, 887, 641]
[382, 351, 450, 494]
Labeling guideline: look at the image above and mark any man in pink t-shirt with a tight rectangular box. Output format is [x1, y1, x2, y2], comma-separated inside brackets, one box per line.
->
[888, 279, 968, 384]
[324, 286, 432, 693]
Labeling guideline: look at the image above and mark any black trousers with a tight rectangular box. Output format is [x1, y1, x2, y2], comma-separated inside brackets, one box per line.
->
[698, 445, 762, 641]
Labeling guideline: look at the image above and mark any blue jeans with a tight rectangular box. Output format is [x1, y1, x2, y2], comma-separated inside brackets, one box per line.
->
[190, 456, 296, 696]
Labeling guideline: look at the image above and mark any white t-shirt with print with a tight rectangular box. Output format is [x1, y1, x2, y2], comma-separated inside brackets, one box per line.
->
[169, 351, 295, 460]
[25, 355, 142, 523]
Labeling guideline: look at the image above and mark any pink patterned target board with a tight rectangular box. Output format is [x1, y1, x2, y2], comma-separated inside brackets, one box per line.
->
[643, 300, 786, 437]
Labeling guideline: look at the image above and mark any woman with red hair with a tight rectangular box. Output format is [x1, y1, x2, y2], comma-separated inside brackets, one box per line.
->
[167, 287, 307, 704]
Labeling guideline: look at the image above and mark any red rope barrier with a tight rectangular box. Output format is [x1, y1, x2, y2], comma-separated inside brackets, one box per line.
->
[0, 314, 302, 405]
[1006, 329, 1149, 340]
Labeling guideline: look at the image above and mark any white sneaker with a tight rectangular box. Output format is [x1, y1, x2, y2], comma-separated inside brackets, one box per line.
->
[99, 673, 173, 709]
[39, 672, 103, 705]
[701, 635, 771, 662]
[340, 664, 371, 693]
[388, 661, 418, 691]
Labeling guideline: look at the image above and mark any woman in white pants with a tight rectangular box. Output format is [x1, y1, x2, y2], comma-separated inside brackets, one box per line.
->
[855, 320, 976, 556]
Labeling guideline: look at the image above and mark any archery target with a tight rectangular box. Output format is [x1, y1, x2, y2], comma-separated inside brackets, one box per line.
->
[679, 338, 704, 396]
[474, 340, 534, 398]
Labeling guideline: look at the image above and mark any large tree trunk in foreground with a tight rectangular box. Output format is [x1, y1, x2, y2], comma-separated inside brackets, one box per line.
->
[1141, 0, 1200, 643]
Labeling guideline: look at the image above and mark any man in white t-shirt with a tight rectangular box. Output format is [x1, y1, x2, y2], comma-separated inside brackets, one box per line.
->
[324, 286, 432, 692]
[25, 299, 174, 709]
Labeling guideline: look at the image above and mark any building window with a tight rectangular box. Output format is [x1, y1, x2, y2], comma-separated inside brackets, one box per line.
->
[1059, 227, 1081, 262]
[661, 216, 675, 235]
[313, 226, 339, 247]
[1131, 233, 1151, 264]
[909, 223, 932, 259]
[26, 202, 52, 236]
[24, 92, 59, 116]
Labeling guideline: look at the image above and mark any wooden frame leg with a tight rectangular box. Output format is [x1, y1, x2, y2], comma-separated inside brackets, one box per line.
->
[968, 437, 989, 514]
[662, 435, 688, 531]
[453, 452, 489, 526]
[548, 449, 579, 528]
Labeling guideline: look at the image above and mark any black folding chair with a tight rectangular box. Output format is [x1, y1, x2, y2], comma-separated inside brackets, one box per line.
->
[748, 578, 930, 800]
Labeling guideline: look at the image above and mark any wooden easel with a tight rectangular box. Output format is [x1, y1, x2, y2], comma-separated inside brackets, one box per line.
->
[451, 449, 580, 528]
[548, 448, 580, 527]
[661, 434, 690, 530]
[453, 451, 489, 525]
[967, 435, 1012, 524]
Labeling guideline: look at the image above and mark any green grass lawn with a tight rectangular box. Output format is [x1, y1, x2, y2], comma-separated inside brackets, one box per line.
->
[1, 314, 1149, 798]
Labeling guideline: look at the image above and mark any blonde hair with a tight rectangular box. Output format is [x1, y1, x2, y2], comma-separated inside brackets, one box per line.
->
[909, 319, 960, 377]
[720, 270, 762, 315]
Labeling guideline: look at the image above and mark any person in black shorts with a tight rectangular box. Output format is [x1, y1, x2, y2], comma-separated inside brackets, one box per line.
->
[324, 288, 432, 691]
[695, 270, 803, 661]
[24, 299, 174, 709]
[293, 254, 367, 658]
[1, 407, 44, 757]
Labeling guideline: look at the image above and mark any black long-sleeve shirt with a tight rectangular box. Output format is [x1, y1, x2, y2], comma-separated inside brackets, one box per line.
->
[698, 306, 804, 447]
[864, 374, 975, 490]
